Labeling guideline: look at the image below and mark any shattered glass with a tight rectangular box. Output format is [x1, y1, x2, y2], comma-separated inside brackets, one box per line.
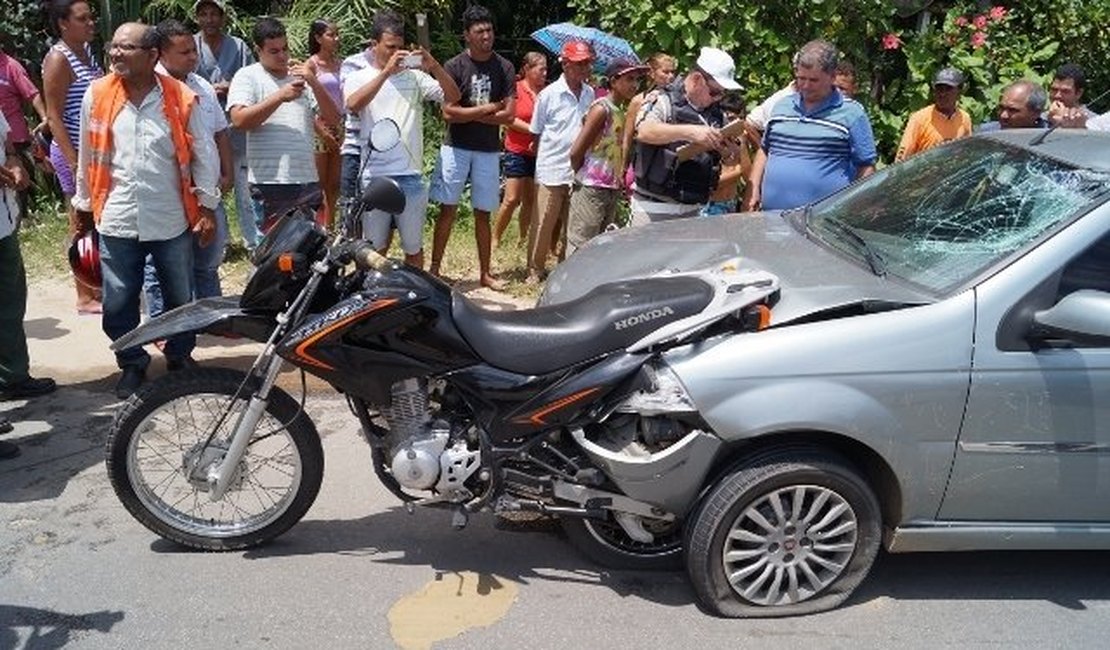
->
[806, 139, 1110, 294]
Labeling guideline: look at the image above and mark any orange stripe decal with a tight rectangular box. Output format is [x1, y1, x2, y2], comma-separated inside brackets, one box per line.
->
[294, 298, 399, 370]
[515, 386, 602, 426]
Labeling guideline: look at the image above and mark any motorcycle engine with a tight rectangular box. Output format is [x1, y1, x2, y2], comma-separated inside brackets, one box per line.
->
[383, 379, 481, 494]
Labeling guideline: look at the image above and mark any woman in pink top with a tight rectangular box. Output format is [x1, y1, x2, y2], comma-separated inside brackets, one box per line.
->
[307, 19, 342, 228]
[493, 52, 546, 249]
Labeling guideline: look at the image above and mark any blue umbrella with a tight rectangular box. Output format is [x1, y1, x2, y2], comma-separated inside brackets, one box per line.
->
[531, 22, 639, 71]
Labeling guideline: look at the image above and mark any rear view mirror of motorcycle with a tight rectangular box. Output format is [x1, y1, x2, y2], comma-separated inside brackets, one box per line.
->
[361, 176, 407, 215]
[369, 118, 401, 152]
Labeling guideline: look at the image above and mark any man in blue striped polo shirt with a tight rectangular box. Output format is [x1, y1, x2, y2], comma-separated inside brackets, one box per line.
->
[745, 40, 876, 212]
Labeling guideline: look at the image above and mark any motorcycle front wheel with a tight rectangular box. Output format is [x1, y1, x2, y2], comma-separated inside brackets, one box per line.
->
[106, 368, 324, 550]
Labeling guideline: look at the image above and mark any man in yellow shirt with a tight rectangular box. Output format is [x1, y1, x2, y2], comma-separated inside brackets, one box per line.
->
[895, 68, 972, 162]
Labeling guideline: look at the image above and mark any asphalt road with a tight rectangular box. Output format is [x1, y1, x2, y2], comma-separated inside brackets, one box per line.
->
[3, 384, 1110, 650]
[3, 280, 1110, 649]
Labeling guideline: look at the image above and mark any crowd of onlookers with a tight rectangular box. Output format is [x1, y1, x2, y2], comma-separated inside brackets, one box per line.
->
[1, 0, 1108, 456]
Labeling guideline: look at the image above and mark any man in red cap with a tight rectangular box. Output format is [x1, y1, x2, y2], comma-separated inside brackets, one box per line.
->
[525, 40, 595, 282]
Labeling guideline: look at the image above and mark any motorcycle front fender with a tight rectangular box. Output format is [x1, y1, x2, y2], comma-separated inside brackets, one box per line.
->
[110, 296, 276, 351]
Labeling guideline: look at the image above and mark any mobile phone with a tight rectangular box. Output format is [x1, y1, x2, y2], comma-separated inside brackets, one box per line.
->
[402, 53, 423, 69]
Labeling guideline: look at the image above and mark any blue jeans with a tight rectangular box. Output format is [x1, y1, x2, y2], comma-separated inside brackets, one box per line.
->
[340, 152, 361, 200]
[144, 205, 227, 316]
[250, 183, 322, 233]
[101, 231, 195, 369]
[232, 150, 262, 250]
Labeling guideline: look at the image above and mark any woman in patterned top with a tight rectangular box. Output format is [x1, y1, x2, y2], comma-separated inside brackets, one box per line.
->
[41, 0, 103, 314]
[566, 59, 647, 255]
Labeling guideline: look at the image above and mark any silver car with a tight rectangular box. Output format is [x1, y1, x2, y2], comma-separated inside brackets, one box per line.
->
[541, 129, 1110, 617]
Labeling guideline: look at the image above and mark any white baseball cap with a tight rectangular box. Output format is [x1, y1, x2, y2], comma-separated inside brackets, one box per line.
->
[695, 47, 742, 91]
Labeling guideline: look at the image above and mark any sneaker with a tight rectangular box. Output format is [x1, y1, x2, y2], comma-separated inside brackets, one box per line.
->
[166, 356, 199, 372]
[115, 367, 146, 400]
[0, 440, 19, 460]
[2, 376, 57, 399]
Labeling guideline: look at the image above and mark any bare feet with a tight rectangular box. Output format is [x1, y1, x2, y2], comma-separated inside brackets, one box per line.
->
[77, 300, 102, 315]
[480, 274, 505, 291]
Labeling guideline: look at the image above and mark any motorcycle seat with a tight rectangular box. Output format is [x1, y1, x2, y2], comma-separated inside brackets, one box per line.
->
[452, 276, 713, 375]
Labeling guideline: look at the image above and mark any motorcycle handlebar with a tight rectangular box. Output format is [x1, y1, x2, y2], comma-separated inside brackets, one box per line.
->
[349, 242, 394, 272]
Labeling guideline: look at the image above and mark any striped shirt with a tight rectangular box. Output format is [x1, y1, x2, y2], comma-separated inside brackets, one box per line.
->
[226, 63, 319, 185]
[760, 90, 876, 211]
[48, 42, 103, 147]
[339, 49, 373, 156]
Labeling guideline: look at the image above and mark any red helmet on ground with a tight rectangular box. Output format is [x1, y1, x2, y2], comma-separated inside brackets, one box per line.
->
[68, 229, 102, 290]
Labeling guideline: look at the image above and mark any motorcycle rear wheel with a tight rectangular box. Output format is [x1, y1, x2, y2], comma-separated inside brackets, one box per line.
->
[561, 515, 684, 570]
[106, 368, 323, 551]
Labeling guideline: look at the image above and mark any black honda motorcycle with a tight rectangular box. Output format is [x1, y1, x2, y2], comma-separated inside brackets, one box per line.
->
[104, 124, 781, 610]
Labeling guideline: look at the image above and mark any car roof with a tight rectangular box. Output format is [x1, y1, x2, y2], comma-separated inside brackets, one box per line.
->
[979, 129, 1110, 172]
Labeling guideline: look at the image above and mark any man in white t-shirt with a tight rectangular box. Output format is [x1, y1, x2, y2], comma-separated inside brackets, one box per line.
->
[146, 18, 233, 314]
[344, 10, 459, 268]
[227, 17, 339, 232]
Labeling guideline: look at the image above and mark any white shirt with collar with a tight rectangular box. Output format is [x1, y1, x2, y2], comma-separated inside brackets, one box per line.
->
[530, 74, 594, 186]
[73, 76, 219, 241]
[156, 64, 226, 171]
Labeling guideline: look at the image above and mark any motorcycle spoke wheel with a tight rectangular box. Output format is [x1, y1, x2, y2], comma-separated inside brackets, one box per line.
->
[562, 515, 684, 571]
[106, 368, 323, 551]
[127, 392, 302, 539]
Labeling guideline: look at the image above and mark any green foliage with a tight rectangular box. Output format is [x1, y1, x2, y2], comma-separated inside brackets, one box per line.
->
[0, 0, 52, 78]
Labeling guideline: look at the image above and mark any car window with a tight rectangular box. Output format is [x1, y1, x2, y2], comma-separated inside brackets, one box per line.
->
[1058, 231, 1110, 300]
[807, 139, 1110, 295]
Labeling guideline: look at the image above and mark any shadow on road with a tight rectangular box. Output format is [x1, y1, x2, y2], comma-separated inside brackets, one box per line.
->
[851, 550, 1110, 611]
[151, 506, 696, 608]
[0, 604, 124, 649]
[146, 503, 1110, 614]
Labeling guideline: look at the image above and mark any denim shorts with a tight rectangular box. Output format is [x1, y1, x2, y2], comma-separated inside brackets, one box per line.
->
[362, 175, 428, 255]
[428, 145, 500, 212]
[502, 152, 536, 179]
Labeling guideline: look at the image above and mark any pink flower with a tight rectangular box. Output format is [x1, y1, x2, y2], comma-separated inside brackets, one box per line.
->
[970, 31, 987, 48]
[881, 33, 903, 50]
[973, 14, 988, 29]
[989, 6, 1007, 21]
[954, 16, 968, 27]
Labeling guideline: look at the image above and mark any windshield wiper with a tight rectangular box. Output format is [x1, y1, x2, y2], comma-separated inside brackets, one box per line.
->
[817, 218, 887, 277]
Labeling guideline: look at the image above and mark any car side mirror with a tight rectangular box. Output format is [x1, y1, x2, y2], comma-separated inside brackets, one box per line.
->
[360, 177, 406, 215]
[1030, 290, 1110, 346]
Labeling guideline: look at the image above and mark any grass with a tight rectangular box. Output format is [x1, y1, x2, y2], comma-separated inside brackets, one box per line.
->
[19, 196, 544, 303]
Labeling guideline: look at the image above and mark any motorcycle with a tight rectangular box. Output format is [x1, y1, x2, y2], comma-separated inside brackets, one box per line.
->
[104, 120, 789, 617]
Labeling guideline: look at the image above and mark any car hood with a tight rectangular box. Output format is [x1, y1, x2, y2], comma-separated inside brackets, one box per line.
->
[539, 212, 934, 324]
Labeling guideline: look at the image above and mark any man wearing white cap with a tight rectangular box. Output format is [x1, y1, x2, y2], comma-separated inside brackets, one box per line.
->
[631, 46, 743, 223]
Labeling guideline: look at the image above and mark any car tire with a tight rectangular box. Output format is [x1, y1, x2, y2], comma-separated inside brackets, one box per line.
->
[685, 448, 881, 617]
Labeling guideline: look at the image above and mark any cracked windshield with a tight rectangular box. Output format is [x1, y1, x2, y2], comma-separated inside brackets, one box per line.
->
[807, 139, 1110, 294]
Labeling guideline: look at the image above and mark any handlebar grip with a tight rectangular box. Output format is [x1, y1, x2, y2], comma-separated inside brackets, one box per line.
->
[351, 243, 393, 272]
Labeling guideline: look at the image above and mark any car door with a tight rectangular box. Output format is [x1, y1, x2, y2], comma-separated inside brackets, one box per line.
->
[940, 205, 1110, 522]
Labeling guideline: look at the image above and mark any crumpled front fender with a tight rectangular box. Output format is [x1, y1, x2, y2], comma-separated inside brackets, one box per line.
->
[110, 296, 275, 351]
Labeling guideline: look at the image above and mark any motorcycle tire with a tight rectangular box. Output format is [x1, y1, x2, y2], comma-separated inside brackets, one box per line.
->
[684, 448, 881, 618]
[561, 515, 684, 571]
[106, 367, 324, 551]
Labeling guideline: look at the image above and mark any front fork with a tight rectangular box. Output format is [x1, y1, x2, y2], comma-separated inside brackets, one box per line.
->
[205, 352, 285, 500]
[202, 255, 335, 501]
